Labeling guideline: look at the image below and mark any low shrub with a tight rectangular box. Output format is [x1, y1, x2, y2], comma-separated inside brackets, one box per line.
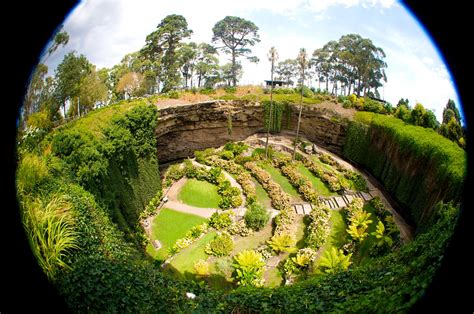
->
[209, 211, 233, 230]
[205, 232, 234, 257]
[305, 203, 331, 250]
[244, 203, 270, 231]
[227, 220, 253, 237]
[194, 259, 209, 276]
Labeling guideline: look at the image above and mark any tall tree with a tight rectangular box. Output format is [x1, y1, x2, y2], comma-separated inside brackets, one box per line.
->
[55, 51, 92, 118]
[76, 66, 108, 115]
[195, 43, 219, 88]
[212, 16, 260, 86]
[442, 99, 461, 124]
[275, 59, 297, 86]
[265, 47, 278, 159]
[292, 48, 308, 160]
[177, 42, 198, 89]
[116, 72, 144, 99]
[23, 63, 48, 121]
[142, 14, 192, 92]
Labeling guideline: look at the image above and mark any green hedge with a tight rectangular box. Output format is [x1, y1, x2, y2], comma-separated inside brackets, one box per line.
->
[343, 112, 465, 229]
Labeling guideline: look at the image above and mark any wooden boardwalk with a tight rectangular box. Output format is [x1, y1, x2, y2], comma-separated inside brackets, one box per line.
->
[292, 191, 375, 214]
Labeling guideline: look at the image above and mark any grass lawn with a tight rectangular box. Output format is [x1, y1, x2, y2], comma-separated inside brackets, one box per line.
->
[258, 162, 302, 201]
[167, 231, 217, 279]
[147, 208, 207, 261]
[264, 267, 284, 287]
[312, 209, 348, 272]
[296, 163, 338, 197]
[232, 224, 273, 254]
[252, 178, 272, 208]
[178, 178, 220, 208]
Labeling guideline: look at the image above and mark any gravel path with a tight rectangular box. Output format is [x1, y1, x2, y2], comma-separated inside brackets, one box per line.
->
[164, 177, 218, 218]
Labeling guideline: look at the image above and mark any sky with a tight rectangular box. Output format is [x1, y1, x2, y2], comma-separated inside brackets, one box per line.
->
[42, 0, 462, 123]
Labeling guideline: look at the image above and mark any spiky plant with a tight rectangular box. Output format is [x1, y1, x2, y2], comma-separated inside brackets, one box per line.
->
[267, 233, 296, 254]
[22, 195, 79, 280]
[233, 250, 265, 287]
[319, 247, 352, 274]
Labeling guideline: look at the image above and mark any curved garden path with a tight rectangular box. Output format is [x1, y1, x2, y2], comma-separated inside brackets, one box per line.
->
[163, 177, 218, 218]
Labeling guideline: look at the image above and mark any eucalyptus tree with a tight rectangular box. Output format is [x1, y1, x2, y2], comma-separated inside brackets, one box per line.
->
[275, 59, 298, 86]
[55, 51, 92, 118]
[212, 16, 260, 86]
[177, 42, 198, 89]
[265, 47, 278, 159]
[195, 43, 219, 88]
[292, 48, 309, 160]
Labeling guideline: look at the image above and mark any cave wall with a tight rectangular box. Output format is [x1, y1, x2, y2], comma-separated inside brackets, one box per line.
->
[155, 100, 349, 163]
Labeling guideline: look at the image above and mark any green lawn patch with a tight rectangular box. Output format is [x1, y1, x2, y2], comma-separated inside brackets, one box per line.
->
[232, 224, 273, 254]
[178, 178, 220, 208]
[312, 209, 348, 272]
[168, 231, 217, 279]
[296, 163, 338, 197]
[148, 208, 207, 261]
[258, 162, 301, 200]
[252, 178, 272, 208]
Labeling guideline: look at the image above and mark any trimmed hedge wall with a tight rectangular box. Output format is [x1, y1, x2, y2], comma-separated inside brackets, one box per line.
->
[343, 112, 465, 229]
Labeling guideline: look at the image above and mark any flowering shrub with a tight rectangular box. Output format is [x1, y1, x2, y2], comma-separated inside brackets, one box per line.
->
[207, 156, 257, 205]
[305, 203, 331, 250]
[278, 161, 318, 203]
[244, 162, 291, 211]
[227, 220, 253, 237]
[274, 207, 297, 235]
[194, 259, 209, 276]
[303, 158, 343, 192]
[319, 153, 337, 166]
[169, 223, 209, 255]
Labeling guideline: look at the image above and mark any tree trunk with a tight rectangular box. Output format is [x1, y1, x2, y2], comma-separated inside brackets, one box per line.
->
[232, 50, 237, 87]
[265, 58, 275, 159]
[293, 66, 305, 161]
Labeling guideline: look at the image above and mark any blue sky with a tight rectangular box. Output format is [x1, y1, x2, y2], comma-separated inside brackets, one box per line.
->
[43, 0, 462, 123]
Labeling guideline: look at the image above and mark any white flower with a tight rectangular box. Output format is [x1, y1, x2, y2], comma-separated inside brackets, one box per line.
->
[186, 292, 196, 299]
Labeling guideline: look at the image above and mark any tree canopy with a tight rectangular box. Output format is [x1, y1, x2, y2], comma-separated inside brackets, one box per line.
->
[212, 16, 260, 86]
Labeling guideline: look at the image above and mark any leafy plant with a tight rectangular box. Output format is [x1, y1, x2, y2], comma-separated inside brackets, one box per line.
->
[371, 220, 393, 247]
[319, 247, 352, 274]
[292, 248, 317, 269]
[244, 203, 270, 231]
[22, 194, 79, 280]
[209, 211, 233, 230]
[267, 233, 296, 254]
[205, 232, 234, 257]
[233, 250, 265, 287]
[194, 259, 209, 276]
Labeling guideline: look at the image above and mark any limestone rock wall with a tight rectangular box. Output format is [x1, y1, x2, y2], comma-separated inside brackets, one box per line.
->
[155, 100, 350, 163]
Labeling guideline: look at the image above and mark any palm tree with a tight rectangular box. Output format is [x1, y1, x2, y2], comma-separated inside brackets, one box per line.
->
[292, 48, 308, 160]
[265, 47, 278, 159]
